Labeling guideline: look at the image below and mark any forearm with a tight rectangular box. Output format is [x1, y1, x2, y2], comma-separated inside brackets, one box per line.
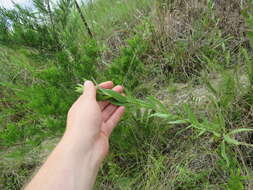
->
[25, 134, 100, 190]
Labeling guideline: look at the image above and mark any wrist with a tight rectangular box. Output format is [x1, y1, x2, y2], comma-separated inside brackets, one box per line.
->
[60, 132, 102, 167]
[31, 132, 101, 190]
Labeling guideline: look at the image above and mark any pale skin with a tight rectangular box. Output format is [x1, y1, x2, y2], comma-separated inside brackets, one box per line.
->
[25, 81, 125, 190]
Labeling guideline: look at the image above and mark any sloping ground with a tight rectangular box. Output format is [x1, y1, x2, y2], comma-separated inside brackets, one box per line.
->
[0, 45, 39, 83]
[0, 45, 54, 189]
[1, 0, 253, 189]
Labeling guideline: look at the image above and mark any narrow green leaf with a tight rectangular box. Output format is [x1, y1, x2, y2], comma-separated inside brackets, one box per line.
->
[99, 88, 127, 103]
[130, 98, 153, 109]
[224, 135, 253, 147]
[204, 77, 218, 95]
[223, 135, 241, 145]
[175, 125, 193, 136]
[109, 99, 128, 106]
[229, 128, 253, 135]
[184, 104, 199, 125]
[147, 96, 168, 113]
[97, 93, 112, 101]
[221, 141, 230, 166]
[75, 84, 84, 93]
[168, 120, 189, 125]
[150, 113, 174, 119]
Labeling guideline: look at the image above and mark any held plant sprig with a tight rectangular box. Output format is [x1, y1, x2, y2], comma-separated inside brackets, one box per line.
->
[76, 81, 185, 124]
[75, 83, 154, 109]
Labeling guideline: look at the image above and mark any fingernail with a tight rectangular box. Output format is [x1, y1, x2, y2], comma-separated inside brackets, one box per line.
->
[84, 80, 93, 87]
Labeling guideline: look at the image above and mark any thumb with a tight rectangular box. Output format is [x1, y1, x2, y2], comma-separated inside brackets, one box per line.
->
[83, 80, 96, 100]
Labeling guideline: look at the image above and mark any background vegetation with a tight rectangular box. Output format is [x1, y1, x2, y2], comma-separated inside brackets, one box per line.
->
[0, 0, 253, 189]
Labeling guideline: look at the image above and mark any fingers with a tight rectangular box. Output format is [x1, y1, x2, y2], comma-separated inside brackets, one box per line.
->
[102, 104, 118, 122]
[99, 100, 110, 110]
[102, 106, 125, 137]
[100, 85, 124, 110]
[82, 80, 96, 100]
[98, 81, 114, 89]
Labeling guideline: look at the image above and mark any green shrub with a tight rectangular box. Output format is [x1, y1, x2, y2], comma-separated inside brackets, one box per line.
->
[106, 36, 148, 91]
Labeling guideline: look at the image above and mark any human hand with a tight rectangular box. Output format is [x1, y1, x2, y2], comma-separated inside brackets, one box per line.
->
[24, 81, 125, 190]
[64, 81, 125, 163]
